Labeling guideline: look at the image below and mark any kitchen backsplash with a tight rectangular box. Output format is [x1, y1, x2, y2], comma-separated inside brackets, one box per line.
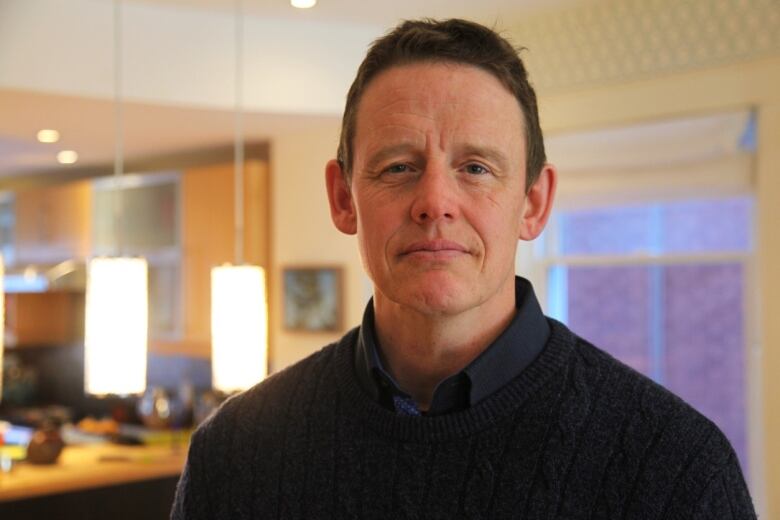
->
[1, 344, 211, 421]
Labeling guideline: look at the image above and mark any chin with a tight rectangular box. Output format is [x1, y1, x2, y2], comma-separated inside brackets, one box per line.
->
[395, 278, 476, 316]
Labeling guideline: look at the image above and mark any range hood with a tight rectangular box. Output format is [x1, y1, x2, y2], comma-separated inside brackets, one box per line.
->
[3, 260, 86, 293]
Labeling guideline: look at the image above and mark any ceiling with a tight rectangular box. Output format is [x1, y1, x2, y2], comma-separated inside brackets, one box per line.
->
[128, 0, 579, 25]
[0, 87, 337, 180]
[0, 0, 585, 182]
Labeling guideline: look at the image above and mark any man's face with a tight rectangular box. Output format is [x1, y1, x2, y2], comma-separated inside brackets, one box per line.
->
[341, 62, 531, 317]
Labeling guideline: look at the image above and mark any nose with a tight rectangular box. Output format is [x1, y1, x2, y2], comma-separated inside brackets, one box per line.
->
[410, 161, 459, 224]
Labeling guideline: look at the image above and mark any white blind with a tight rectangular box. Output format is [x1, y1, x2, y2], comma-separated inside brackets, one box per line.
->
[545, 110, 755, 209]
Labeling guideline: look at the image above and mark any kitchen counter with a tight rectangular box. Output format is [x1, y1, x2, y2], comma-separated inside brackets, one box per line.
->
[0, 442, 186, 502]
[0, 442, 186, 518]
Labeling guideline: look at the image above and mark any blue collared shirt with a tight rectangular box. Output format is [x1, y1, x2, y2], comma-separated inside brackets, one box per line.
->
[354, 277, 550, 416]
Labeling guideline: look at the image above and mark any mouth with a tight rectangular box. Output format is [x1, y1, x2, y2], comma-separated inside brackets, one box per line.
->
[400, 239, 470, 257]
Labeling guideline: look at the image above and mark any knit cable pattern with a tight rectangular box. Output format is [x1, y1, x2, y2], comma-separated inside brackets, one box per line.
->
[171, 320, 756, 519]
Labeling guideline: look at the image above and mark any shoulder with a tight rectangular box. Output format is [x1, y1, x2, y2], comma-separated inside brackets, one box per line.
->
[192, 327, 357, 449]
[173, 330, 359, 518]
[564, 326, 719, 442]
[199, 339, 340, 441]
[554, 323, 753, 515]
[582, 334, 709, 423]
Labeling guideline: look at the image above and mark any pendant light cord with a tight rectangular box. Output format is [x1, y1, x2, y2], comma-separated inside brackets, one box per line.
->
[234, 0, 245, 265]
[113, 0, 124, 257]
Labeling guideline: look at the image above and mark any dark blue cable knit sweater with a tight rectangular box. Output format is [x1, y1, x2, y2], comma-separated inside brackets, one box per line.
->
[171, 320, 756, 519]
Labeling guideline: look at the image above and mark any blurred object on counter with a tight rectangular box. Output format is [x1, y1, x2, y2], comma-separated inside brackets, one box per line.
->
[76, 416, 119, 436]
[176, 381, 195, 427]
[25, 420, 64, 464]
[0, 456, 13, 473]
[193, 390, 223, 426]
[0, 442, 26, 464]
[0, 420, 31, 472]
[113, 423, 191, 447]
[137, 387, 177, 430]
[61, 422, 109, 445]
[64, 420, 144, 446]
[0, 420, 33, 445]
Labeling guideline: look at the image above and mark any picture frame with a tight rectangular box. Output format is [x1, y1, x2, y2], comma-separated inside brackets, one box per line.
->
[282, 266, 343, 332]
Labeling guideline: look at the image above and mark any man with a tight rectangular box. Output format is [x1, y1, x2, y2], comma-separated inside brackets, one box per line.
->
[172, 19, 755, 519]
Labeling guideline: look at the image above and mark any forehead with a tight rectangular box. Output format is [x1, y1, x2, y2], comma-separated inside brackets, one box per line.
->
[353, 62, 525, 151]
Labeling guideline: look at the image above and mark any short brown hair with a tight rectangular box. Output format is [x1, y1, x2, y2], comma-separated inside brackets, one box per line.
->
[337, 18, 546, 191]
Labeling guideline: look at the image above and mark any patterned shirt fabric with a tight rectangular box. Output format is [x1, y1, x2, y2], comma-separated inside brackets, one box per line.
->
[391, 394, 421, 416]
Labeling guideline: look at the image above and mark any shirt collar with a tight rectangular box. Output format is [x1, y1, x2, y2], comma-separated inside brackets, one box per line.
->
[354, 276, 550, 416]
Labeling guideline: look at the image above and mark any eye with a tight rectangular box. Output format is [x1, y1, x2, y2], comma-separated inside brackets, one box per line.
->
[464, 163, 489, 175]
[384, 164, 411, 174]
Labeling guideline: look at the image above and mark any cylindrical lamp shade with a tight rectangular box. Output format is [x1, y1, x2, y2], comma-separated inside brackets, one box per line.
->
[211, 265, 268, 393]
[84, 257, 148, 396]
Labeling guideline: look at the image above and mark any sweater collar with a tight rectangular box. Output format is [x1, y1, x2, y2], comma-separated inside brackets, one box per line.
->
[354, 276, 550, 416]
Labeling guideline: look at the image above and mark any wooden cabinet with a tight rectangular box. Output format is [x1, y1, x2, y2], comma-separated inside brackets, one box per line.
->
[5, 292, 85, 347]
[14, 181, 91, 264]
[5, 158, 270, 356]
[8, 182, 91, 346]
[150, 160, 270, 358]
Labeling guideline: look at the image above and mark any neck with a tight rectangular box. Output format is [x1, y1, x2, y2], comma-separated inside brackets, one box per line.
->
[372, 283, 516, 411]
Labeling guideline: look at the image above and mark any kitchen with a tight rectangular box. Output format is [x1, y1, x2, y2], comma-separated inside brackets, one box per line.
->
[1, 0, 780, 517]
[0, 149, 271, 517]
[0, 0, 367, 513]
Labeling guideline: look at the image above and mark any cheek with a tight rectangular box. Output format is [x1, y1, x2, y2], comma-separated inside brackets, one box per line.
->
[356, 208, 396, 269]
[469, 199, 524, 255]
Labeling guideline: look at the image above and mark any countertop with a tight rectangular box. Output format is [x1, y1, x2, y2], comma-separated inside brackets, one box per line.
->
[0, 441, 187, 503]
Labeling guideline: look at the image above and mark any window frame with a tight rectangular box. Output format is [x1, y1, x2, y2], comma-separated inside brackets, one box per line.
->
[522, 195, 760, 482]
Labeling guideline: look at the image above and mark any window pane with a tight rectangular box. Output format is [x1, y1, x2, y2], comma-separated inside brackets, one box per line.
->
[662, 197, 752, 253]
[93, 179, 179, 254]
[664, 263, 748, 470]
[560, 206, 653, 256]
[557, 197, 752, 256]
[550, 196, 753, 478]
[567, 265, 652, 376]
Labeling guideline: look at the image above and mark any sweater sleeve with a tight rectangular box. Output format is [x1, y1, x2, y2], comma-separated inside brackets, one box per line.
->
[170, 426, 212, 520]
[690, 453, 757, 520]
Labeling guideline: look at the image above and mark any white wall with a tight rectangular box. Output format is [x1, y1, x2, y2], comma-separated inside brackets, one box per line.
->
[269, 122, 366, 371]
[0, 0, 380, 114]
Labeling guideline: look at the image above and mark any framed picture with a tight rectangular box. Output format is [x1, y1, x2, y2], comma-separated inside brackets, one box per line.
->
[283, 266, 343, 332]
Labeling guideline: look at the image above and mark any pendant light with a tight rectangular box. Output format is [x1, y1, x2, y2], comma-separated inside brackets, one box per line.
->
[84, 0, 148, 396]
[210, 0, 268, 394]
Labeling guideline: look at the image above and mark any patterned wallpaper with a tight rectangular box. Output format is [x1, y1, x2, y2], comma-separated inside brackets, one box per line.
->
[508, 0, 780, 93]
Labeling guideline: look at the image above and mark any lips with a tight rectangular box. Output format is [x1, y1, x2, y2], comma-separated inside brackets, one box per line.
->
[400, 239, 470, 256]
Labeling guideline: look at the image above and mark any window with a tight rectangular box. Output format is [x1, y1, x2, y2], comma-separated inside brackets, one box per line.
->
[543, 196, 753, 474]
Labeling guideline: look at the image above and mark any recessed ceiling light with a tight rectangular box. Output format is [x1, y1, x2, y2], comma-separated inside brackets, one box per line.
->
[291, 0, 316, 8]
[37, 129, 60, 143]
[57, 150, 78, 165]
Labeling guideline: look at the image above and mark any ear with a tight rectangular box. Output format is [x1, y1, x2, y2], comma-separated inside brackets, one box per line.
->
[518, 163, 557, 241]
[325, 159, 357, 235]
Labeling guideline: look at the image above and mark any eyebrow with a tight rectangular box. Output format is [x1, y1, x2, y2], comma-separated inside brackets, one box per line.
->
[364, 143, 421, 171]
[455, 144, 511, 170]
[363, 142, 513, 172]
